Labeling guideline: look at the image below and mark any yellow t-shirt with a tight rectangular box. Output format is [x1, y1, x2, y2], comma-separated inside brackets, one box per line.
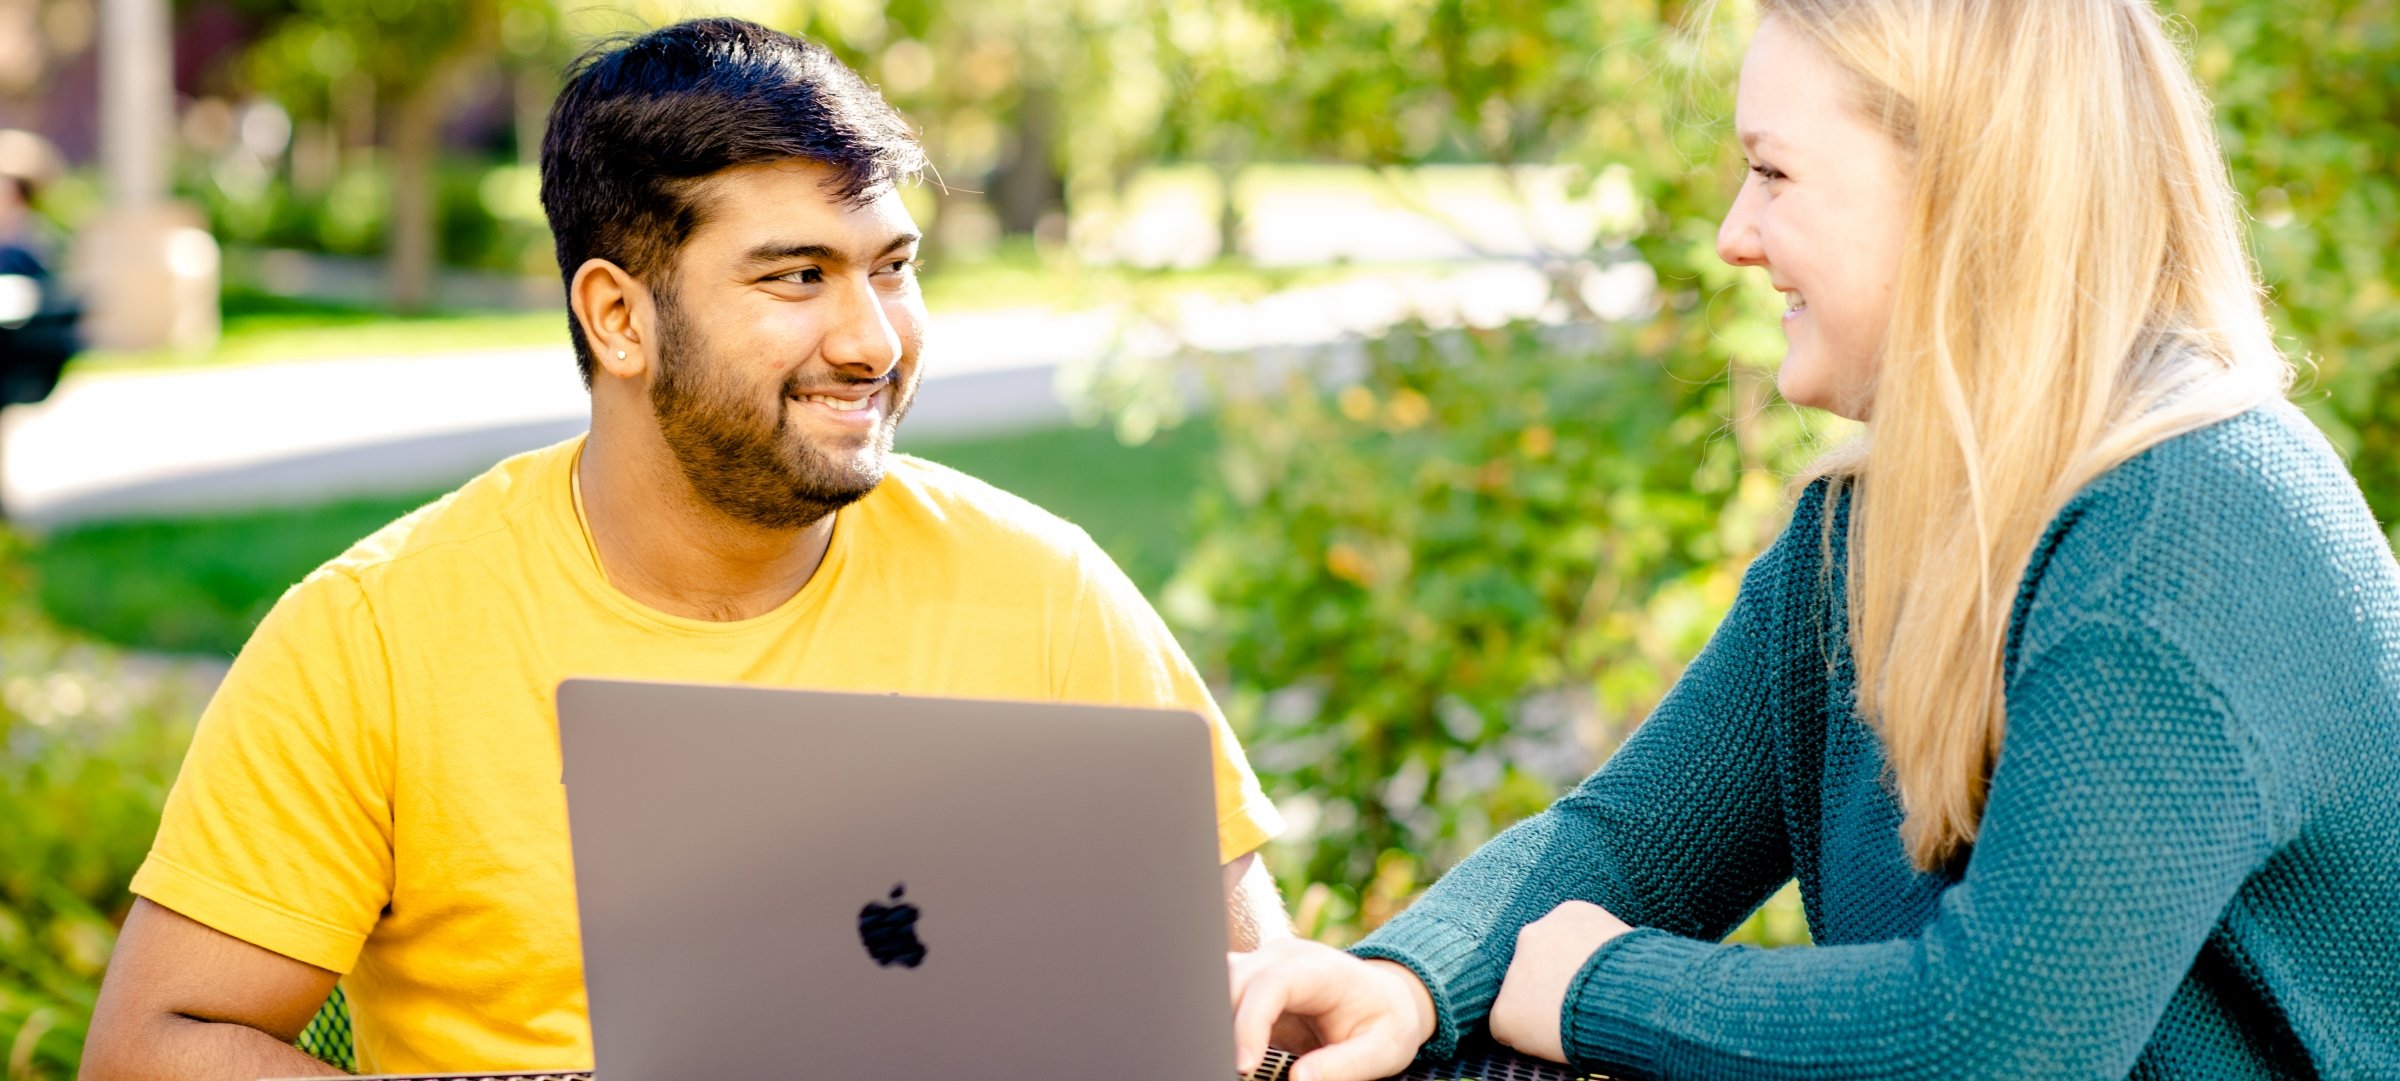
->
[131, 437, 1282, 1073]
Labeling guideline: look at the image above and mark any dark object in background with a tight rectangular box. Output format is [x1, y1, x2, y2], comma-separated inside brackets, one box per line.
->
[0, 128, 76, 409]
[0, 237, 79, 522]
[0, 245, 80, 407]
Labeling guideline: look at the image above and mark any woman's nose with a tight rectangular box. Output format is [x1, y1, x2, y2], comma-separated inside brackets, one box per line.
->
[1716, 179, 1766, 269]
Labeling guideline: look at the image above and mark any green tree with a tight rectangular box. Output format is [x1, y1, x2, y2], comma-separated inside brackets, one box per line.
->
[242, 0, 562, 310]
[781, 0, 1178, 244]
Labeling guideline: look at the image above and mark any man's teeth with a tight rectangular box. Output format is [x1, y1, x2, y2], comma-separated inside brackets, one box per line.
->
[798, 393, 875, 412]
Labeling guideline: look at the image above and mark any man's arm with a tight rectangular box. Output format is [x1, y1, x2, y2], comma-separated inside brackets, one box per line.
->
[1223, 851, 1290, 952]
[80, 899, 347, 1081]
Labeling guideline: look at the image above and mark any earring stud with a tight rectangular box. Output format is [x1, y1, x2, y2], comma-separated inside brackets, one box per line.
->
[616, 350, 627, 360]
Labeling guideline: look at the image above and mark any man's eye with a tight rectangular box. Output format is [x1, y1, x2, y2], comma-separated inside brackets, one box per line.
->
[782, 267, 823, 285]
[882, 258, 918, 275]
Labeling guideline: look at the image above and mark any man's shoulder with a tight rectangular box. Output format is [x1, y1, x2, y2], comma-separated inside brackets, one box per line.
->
[311, 438, 577, 591]
[864, 454, 1103, 565]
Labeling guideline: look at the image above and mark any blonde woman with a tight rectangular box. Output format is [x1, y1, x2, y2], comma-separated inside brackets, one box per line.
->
[1225, 1, 2400, 1077]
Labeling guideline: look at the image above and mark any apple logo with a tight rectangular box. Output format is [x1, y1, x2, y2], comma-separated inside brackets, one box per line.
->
[857, 883, 928, 968]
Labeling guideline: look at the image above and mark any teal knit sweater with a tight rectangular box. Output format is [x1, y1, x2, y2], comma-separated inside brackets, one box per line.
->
[1353, 402, 2400, 1079]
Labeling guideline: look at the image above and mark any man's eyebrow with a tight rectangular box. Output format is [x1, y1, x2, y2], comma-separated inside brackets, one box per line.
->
[737, 233, 922, 270]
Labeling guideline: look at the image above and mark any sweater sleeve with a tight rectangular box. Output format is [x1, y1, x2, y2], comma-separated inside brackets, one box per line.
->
[1350, 531, 1801, 1059]
[1555, 617, 2274, 1079]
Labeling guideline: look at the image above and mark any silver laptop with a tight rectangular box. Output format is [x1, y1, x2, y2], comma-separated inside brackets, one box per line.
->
[555, 677, 1241, 1080]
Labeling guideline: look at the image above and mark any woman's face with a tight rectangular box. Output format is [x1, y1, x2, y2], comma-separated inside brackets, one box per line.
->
[1716, 17, 1912, 421]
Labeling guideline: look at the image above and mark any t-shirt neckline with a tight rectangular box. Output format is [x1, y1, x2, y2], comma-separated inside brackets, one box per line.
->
[555, 436, 850, 636]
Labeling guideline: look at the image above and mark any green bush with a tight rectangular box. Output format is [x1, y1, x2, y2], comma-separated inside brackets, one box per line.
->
[0, 534, 211, 1079]
[1170, 318, 1824, 940]
[2177, 0, 2400, 538]
[189, 157, 555, 277]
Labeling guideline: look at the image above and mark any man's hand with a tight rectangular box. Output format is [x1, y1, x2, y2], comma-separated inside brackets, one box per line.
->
[1488, 900, 1634, 1063]
[1228, 938, 1436, 1081]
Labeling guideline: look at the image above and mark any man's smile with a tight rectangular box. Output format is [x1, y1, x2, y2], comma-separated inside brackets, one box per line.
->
[787, 381, 891, 429]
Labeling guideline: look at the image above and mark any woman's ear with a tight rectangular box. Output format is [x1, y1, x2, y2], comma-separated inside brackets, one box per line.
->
[569, 258, 654, 382]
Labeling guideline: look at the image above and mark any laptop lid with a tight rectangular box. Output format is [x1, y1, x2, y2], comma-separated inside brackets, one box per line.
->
[556, 678, 1239, 1080]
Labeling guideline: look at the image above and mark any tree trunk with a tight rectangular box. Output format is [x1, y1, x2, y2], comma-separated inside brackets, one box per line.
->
[1212, 136, 1247, 264]
[386, 77, 444, 313]
[514, 67, 548, 167]
[990, 83, 1061, 238]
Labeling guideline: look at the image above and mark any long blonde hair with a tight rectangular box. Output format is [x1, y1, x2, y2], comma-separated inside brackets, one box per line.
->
[1763, 0, 2290, 870]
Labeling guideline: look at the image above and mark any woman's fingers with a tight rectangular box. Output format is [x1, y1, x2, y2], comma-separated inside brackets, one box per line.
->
[1289, 1027, 1415, 1081]
[1270, 1012, 1326, 1056]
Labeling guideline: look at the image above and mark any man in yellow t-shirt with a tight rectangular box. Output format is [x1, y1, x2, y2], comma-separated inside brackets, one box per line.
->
[79, 19, 1286, 1079]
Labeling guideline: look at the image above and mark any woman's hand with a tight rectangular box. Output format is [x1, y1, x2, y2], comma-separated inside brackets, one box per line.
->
[1489, 901, 1635, 1062]
[1228, 938, 1438, 1081]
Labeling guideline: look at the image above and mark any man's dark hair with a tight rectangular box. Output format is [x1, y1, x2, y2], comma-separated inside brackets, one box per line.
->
[540, 18, 926, 384]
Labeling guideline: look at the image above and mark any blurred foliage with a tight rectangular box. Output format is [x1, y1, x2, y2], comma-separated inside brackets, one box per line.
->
[2176, 0, 2400, 539]
[1162, 0, 1755, 306]
[0, 533, 209, 1080]
[216, 0, 567, 307]
[1172, 320, 1821, 939]
[191, 158, 553, 276]
[1156, 0, 1814, 943]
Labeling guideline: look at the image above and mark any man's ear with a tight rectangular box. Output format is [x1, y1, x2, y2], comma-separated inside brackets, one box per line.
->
[569, 257, 655, 382]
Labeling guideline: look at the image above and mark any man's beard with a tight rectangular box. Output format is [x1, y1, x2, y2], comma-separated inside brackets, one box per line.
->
[647, 291, 916, 530]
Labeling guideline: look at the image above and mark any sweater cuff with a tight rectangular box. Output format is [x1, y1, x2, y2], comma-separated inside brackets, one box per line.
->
[1349, 914, 1501, 1060]
[1561, 927, 1714, 1077]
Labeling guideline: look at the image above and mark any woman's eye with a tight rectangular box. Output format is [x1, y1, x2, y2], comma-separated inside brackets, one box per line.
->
[1748, 161, 1785, 182]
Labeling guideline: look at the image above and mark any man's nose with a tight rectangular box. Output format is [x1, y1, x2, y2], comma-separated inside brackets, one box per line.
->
[820, 278, 902, 378]
[1716, 180, 1765, 269]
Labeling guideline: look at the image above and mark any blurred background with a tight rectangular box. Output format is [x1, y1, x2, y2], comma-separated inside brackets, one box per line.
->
[0, 0, 2394, 1071]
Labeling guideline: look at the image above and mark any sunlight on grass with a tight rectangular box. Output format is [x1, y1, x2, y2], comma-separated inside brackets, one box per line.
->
[67, 295, 569, 376]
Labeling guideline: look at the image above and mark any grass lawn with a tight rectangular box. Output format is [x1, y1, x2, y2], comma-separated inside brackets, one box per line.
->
[28, 422, 1215, 658]
[67, 252, 1344, 376]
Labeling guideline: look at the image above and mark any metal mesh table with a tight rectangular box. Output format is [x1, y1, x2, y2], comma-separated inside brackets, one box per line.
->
[291, 981, 1616, 1080]
[301, 1040, 1613, 1081]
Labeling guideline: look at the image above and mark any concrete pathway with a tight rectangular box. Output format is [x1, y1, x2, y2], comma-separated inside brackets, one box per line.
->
[1, 260, 1650, 529]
